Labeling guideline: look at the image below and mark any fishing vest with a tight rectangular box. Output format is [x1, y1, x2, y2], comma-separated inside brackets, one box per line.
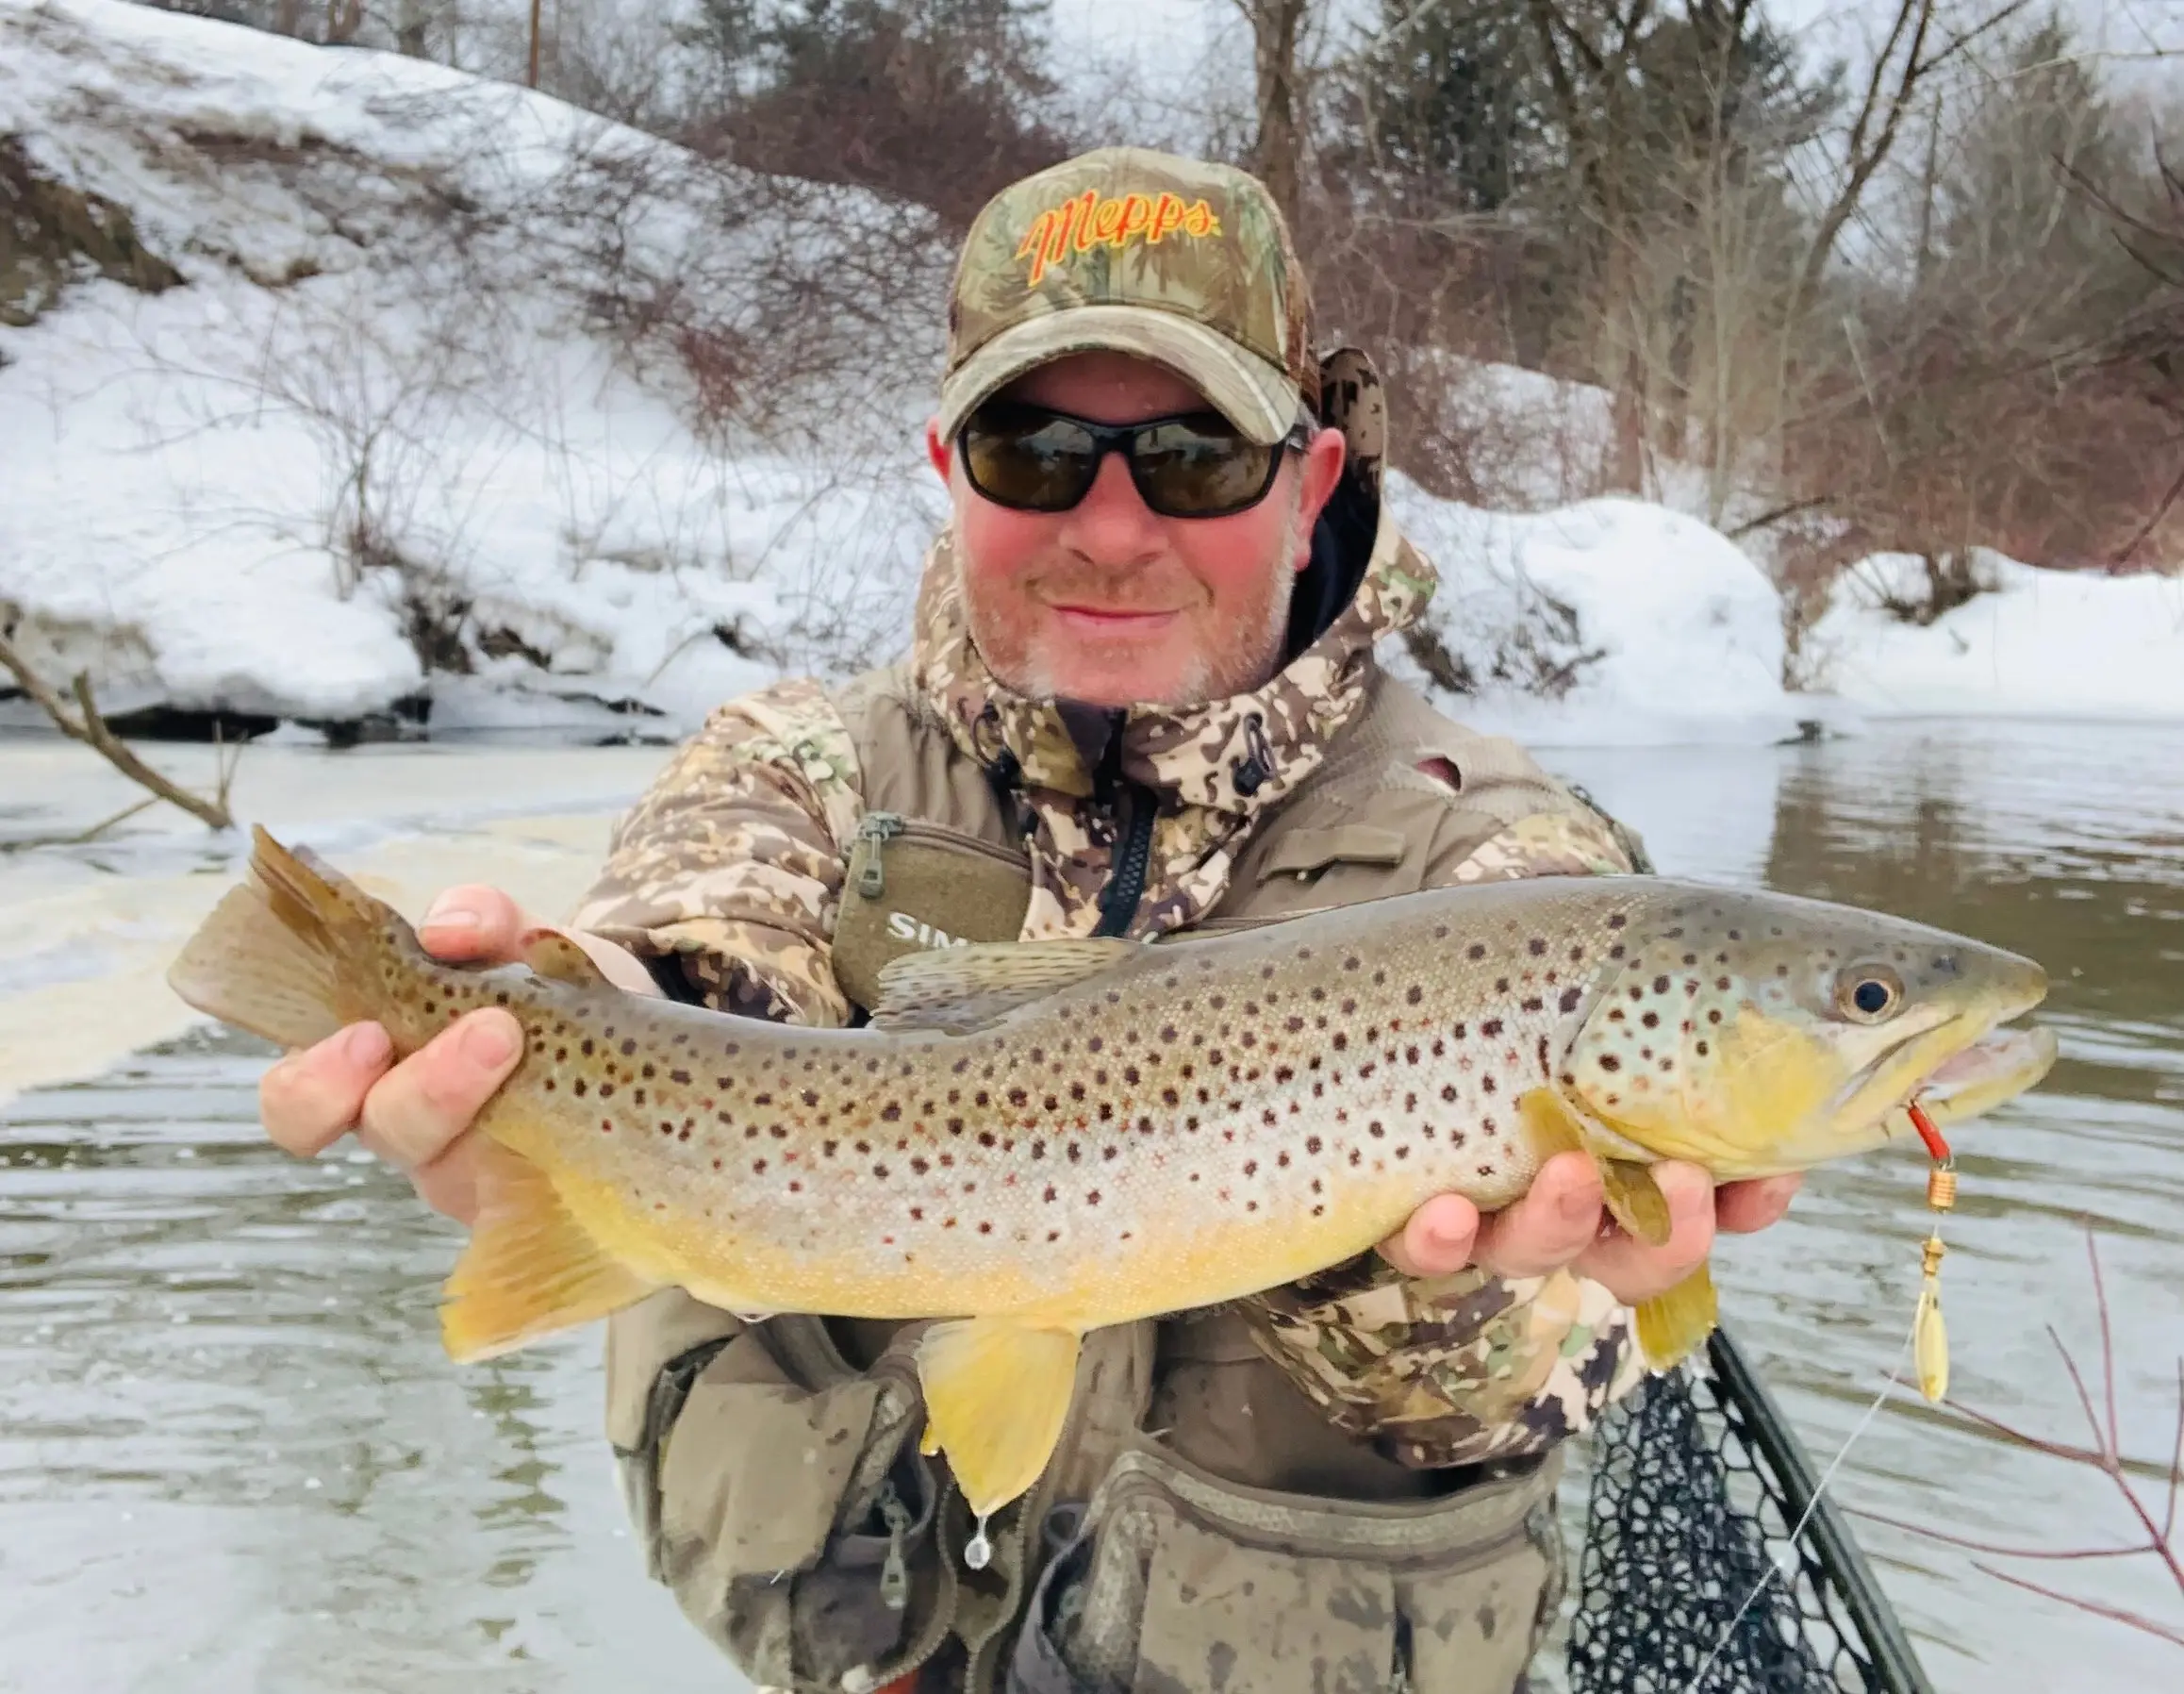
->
[610, 660, 1625, 1694]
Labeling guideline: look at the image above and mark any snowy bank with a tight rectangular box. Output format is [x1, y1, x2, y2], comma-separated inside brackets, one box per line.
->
[1, 0, 943, 734]
[1388, 486, 1813, 746]
[1804, 553, 2184, 722]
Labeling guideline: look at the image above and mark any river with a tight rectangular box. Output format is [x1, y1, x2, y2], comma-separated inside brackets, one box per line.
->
[1, 717, 2177, 1693]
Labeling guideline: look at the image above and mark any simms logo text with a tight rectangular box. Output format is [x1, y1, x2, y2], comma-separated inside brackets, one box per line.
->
[1016, 191, 1221, 287]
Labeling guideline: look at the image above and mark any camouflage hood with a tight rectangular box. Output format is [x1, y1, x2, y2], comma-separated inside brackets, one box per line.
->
[909, 502, 1438, 939]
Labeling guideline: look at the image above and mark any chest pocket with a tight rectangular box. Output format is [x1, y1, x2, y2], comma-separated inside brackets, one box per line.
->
[832, 812, 1034, 1014]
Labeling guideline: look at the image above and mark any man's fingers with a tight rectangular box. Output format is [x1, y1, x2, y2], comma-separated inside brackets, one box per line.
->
[259, 1022, 393, 1157]
[1574, 1161, 1718, 1305]
[1377, 1192, 1483, 1278]
[1716, 1172, 1802, 1235]
[418, 885, 533, 964]
[1471, 1151, 1606, 1278]
[356, 1008, 523, 1171]
[408, 1132, 491, 1226]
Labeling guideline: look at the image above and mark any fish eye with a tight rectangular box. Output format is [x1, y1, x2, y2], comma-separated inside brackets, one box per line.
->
[1835, 964, 1905, 1023]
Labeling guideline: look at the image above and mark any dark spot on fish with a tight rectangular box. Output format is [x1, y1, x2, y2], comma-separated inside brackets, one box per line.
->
[620, 1038, 637, 1056]
[1599, 1055, 1622, 1072]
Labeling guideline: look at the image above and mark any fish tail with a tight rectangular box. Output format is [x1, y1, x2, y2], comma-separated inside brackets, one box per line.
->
[166, 825, 404, 1051]
[440, 1141, 656, 1360]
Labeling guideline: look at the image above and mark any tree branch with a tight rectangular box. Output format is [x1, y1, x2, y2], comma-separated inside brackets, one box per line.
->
[0, 624, 236, 832]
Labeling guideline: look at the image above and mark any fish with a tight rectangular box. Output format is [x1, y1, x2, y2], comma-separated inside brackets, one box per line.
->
[168, 827, 2058, 1522]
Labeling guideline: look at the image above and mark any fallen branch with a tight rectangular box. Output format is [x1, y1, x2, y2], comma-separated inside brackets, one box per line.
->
[0, 624, 239, 831]
[1850, 1229, 2184, 1655]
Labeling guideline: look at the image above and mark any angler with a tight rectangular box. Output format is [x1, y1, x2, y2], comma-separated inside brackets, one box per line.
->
[246, 148, 1994, 1694]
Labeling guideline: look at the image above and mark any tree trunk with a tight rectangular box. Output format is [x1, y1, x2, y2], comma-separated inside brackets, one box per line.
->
[1242, 0, 1309, 230]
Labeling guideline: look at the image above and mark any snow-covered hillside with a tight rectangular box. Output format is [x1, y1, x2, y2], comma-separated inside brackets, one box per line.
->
[1, 0, 945, 734]
[3, 0, 2177, 745]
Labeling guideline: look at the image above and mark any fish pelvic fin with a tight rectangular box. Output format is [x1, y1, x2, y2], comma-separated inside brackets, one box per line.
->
[440, 1143, 657, 1361]
[915, 1319, 1081, 1518]
[1517, 1087, 1673, 1248]
[1635, 1259, 1719, 1371]
[166, 825, 392, 1050]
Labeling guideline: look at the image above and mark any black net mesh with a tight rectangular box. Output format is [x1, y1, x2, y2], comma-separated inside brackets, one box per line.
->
[1564, 1343, 1917, 1694]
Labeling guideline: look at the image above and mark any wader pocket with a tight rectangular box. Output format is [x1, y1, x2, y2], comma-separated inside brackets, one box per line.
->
[650, 1329, 944, 1691]
[1008, 1442, 1563, 1694]
[834, 812, 1033, 1011]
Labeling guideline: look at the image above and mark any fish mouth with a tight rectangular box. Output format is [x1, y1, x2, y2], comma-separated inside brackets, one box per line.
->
[1900, 1023, 2060, 1128]
[1828, 1008, 2054, 1145]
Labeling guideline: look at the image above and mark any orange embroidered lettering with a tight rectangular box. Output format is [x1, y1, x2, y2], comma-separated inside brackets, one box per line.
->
[1015, 189, 1222, 285]
[1072, 190, 1101, 253]
[1017, 210, 1060, 286]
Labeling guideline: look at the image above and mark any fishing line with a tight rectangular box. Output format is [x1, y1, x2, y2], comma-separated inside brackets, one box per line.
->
[1673, 1308, 1920, 1694]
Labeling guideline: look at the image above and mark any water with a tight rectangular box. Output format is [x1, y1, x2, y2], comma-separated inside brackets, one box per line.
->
[1, 720, 2178, 1692]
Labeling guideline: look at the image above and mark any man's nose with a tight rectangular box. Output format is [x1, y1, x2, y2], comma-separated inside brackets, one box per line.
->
[1058, 449, 1164, 563]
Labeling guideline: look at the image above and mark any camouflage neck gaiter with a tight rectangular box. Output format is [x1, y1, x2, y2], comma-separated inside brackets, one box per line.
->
[908, 518, 1439, 939]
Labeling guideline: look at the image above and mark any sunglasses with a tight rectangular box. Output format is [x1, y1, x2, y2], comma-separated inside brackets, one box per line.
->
[957, 402, 1314, 519]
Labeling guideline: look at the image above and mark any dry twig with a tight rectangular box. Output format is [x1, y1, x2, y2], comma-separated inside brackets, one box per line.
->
[0, 623, 239, 833]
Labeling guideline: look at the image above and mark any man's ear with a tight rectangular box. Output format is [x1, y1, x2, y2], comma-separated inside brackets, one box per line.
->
[926, 417, 952, 484]
[1291, 426, 1348, 572]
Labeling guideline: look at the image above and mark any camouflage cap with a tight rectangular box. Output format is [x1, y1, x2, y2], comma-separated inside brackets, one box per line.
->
[938, 147, 1315, 447]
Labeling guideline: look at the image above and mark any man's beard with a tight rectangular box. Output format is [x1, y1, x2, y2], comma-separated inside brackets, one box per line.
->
[1006, 494, 1306, 709]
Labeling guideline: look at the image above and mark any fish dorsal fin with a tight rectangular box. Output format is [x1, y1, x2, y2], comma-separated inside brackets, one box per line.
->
[521, 929, 611, 988]
[1517, 1086, 1674, 1248]
[870, 939, 1139, 1033]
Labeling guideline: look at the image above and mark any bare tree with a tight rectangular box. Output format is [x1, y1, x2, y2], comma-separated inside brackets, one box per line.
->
[1233, 0, 1312, 227]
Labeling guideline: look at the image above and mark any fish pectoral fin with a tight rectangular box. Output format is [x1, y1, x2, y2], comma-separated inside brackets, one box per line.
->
[915, 1319, 1081, 1518]
[1634, 1259, 1719, 1371]
[1597, 1159, 1674, 1248]
[440, 1144, 656, 1361]
[520, 929, 613, 988]
[871, 940, 1140, 1034]
[1517, 1088, 1674, 1247]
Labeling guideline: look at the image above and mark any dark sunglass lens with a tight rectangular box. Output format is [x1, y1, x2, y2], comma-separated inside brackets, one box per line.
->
[962, 411, 1100, 510]
[1132, 420, 1276, 516]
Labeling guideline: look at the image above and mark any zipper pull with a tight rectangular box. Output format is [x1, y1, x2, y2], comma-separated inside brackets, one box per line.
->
[852, 812, 906, 900]
[877, 1478, 913, 1611]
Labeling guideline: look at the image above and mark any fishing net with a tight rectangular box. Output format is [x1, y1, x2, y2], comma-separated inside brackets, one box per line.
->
[1564, 1335, 1923, 1694]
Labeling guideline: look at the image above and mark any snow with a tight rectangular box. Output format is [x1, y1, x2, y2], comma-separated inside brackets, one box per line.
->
[2, 0, 2178, 748]
[1805, 552, 2184, 722]
[1, 0, 941, 731]
[1387, 485, 1812, 747]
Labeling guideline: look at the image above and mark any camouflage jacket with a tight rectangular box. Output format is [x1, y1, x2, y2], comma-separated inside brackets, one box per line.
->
[573, 514, 1647, 1471]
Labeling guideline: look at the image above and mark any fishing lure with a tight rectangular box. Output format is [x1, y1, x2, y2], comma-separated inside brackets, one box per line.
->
[1907, 1098, 1957, 1403]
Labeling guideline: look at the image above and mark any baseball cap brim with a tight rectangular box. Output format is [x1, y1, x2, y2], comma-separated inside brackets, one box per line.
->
[936, 305, 1299, 447]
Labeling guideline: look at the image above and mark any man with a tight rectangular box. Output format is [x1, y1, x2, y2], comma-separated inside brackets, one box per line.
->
[259, 149, 1799, 1692]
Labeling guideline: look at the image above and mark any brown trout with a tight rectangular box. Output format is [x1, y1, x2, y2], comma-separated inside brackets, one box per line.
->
[169, 828, 2056, 1520]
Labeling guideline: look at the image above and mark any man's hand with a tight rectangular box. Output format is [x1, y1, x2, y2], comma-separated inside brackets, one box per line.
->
[256, 886, 538, 1226]
[1376, 1154, 1802, 1304]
